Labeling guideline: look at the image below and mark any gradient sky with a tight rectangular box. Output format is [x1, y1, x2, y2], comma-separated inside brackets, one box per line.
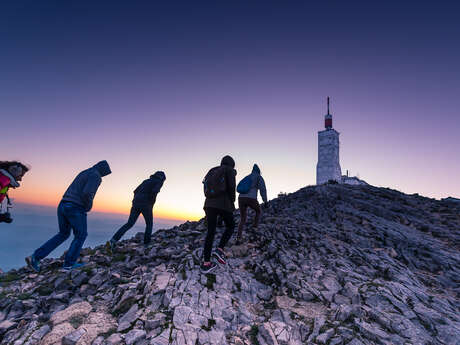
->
[1, 1, 459, 221]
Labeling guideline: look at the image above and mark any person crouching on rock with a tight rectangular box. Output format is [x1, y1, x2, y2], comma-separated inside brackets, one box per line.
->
[201, 155, 236, 273]
[108, 171, 166, 250]
[26, 160, 112, 272]
[236, 164, 268, 244]
[0, 161, 29, 223]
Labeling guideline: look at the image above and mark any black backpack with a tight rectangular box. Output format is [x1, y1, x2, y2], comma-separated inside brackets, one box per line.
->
[203, 166, 227, 198]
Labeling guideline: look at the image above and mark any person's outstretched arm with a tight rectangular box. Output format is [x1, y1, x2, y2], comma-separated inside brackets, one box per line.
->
[226, 168, 236, 203]
[151, 180, 164, 195]
[82, 173, 102, 212]
[259, 176, 268, 204]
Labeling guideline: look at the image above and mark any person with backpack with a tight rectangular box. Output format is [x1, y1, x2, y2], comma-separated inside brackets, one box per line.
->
[26, 160, 112, 272]
[108, 171, 166, 249]
[201, 155, 236, 273]
[0, 161, 29, 224]
[236, 164, 267, 244]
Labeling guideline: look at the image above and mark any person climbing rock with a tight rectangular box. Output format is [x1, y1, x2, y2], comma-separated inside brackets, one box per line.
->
[108, 171, 166, 250]
[201, 155, 236, 273]
[26, 160, 111, 272]
[236, 164, 268, 244]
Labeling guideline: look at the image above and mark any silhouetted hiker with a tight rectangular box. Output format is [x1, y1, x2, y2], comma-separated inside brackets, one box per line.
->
[201, 155, 236, 273]
[108, 171, 166, 249]
[0, 161, 29, 224]
[236, 164, 267, 244]
[26, 161, 111, 272]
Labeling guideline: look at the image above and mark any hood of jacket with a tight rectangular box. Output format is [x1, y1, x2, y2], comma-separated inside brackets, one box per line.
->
[0, 169, 19, 188]
[220, 155, 235, 169]
[150, 171, 166, 181]
[93, 161, 112, 177]
[252, 164, 261, 175]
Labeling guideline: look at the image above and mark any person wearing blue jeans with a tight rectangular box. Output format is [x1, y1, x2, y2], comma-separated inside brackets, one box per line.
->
[26, 160, 111, 272]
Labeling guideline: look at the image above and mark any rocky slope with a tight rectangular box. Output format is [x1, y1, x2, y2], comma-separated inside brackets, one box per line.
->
[0, 184, 459, 345]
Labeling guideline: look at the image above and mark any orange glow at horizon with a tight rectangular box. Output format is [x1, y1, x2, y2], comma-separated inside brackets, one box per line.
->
[11, 189, 202, 222]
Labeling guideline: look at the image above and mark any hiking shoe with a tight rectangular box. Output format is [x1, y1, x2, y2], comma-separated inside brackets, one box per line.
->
[25, 255, 41, 273]
[61, 262, 86, 272]
[213, 248, 227, 265]
[200, 262, 217, 274]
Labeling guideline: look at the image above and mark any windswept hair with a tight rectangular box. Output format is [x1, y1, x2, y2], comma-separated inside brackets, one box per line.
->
[0, 161, 30, 173]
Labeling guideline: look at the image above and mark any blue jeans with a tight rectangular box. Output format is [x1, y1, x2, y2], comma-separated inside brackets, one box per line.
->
[34, 201, 87, 267]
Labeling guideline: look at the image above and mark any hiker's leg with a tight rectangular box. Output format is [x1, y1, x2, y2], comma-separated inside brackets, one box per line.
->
[250, 199, 261, 227]
[218, 210, 235, 249]
[64, 204, 88, 267]
[33, 202, 71, 260]
[112, 206, 141, 242]
[203, 208, 218, 262]
[141, 206, 153, 245]
[237, 198, 249, 240]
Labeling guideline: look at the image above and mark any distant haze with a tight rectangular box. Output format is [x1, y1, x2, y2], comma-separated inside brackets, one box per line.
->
[1, 2, 459, 220]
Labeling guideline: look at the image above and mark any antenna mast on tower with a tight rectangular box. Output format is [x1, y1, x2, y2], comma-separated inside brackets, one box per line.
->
[325, 97, 332, 129]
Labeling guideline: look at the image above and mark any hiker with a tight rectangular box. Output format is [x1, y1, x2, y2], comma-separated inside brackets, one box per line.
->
[236, 164, 268, 244]
[108, 171, 166, 249]
[201, 155, 236, 273]
[0, 161, 29, 224]
[26, 161, 111, 272]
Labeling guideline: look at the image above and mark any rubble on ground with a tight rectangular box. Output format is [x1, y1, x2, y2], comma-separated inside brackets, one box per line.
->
[0, 184, 459, 344]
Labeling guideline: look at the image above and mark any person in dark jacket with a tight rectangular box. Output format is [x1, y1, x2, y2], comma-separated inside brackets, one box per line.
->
[26, 161, 112, 272]
[201, 155, 236, 273]
[108, 171, 166, 248]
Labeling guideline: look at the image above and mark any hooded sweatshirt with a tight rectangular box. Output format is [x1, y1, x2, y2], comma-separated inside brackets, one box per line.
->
[61, 161, 112, 212]
[204, 155, 236, 212]
[132, 171, 166, 206]
[238, 164, 267, 203]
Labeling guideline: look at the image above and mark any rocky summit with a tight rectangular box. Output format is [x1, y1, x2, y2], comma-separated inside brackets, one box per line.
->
[0, 184, 459, 345]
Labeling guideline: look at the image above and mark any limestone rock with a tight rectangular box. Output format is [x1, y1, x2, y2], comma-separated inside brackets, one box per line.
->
[50, 302, 92, 325]
[62, 328, 86, 345]
[1, 184, 459, 345]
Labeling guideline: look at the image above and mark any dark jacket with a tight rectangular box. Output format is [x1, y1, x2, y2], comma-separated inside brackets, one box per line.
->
[204, 156, 236, 212]
[132, 171, 166, 207]
[62, 161, 112, 212]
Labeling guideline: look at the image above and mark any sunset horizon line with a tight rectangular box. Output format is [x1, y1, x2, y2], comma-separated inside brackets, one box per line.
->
[11, 199, 199, 223]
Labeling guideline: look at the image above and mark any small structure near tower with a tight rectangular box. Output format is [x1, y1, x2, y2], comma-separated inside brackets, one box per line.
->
[316, 97, 342, 184]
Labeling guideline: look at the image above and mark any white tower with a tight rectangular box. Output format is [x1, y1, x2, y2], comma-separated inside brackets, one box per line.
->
[316, 97, 342, 184]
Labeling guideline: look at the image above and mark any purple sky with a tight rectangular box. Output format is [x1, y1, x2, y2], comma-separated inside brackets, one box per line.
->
[1, 1, 459, 219]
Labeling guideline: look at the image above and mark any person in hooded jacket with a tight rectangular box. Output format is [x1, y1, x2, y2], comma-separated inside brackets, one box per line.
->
[237, 164, 267, 244]
[201, 155, 236, 273]
[0, 161, 29, 223]
[26, 161, 112, 272]
[108, 171, 166, 249]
